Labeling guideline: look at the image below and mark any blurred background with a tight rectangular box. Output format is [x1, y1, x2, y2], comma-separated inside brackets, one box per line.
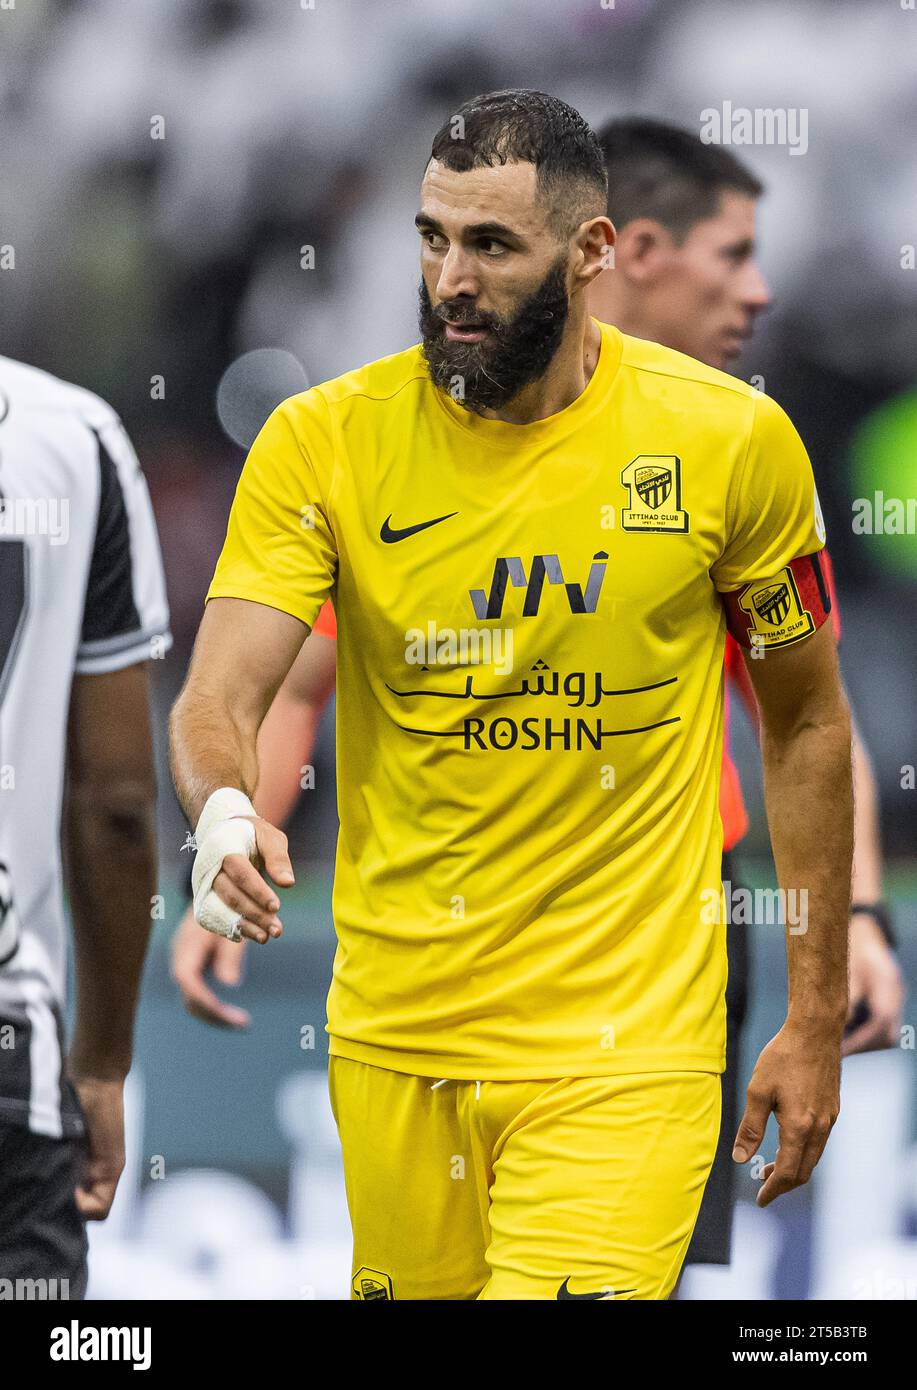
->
[2, 0, 915, 1299]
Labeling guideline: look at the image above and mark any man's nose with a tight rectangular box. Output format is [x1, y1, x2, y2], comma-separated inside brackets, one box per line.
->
[742, 261, 771, 312]
[435, 245, 480, 303]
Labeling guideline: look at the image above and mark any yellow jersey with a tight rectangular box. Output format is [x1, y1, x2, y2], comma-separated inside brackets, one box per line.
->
[207, 320, 827, 1079]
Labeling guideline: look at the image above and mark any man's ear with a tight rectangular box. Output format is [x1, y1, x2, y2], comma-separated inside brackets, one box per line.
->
[573, 215, 616, 288]
[614, 217, 675, 284]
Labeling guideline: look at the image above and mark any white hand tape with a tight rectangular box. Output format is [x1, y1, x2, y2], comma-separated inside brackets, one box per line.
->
[191, 788, 258, 941]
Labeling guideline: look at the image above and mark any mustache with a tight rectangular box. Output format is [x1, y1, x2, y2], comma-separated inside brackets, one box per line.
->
[434, 304, 501, 331]
[433, 302, 558, 330]
[418, 259, 570, 413]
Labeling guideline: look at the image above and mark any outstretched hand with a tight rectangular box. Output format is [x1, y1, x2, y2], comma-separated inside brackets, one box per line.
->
[733, 1019, 841, 1207]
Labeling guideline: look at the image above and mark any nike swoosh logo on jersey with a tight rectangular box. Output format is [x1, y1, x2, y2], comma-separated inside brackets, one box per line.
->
[380, 511, 458, 543]
[556, 1277, 636, 1300]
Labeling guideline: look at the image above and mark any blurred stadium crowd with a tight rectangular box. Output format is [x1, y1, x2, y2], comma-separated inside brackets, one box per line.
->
[1, 0, 915, 1300]
[2, 0, 915, 860]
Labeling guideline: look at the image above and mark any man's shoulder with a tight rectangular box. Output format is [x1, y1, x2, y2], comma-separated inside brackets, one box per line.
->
[271, 344, 431, 449]
[0, 354, 121, 435]
[312, 342, 430, 412]
[615, 331, 762, 408]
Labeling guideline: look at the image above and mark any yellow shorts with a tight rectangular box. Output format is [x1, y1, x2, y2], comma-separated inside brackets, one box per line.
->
[328, 1056, 721, 1301]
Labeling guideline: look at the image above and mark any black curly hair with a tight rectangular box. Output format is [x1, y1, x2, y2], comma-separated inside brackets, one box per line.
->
[428, 89, 608, 238]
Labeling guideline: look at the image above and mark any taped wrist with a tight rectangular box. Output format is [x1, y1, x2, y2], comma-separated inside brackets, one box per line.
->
[191, 788, 258, 940]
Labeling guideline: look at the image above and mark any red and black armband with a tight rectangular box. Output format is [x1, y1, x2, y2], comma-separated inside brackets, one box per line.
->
[722, 550, 835, 650]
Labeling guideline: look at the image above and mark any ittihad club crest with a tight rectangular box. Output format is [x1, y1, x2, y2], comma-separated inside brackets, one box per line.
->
[620, 455, 689, 532]
[738, 565, 815, 647]
[351, 1266, 394, 1300]
[752, 582, 792, 627]
[634, 463, 672, 511]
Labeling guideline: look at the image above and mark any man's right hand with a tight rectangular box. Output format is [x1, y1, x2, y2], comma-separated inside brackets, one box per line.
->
[196, 814, 294, 944]
[68, 1073, 127, 1221]
[171, 907, 251, 1029]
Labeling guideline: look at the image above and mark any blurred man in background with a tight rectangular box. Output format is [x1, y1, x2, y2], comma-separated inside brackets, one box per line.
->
[0, 358, 171, 1296]
[589, 116, 903, 1275]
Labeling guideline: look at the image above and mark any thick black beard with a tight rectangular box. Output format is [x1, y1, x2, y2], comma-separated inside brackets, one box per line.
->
[418, 259, 571, 414]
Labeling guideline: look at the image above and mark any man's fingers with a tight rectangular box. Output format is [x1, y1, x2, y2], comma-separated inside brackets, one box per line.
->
[186, 989, 250, 1029]
[757, 1118, 832, 1207]
[859, 983, 904, 1048]
[220, 853, 281, 912]
[75, 1179, 119, 1221]
[795, 1121, 834, 1189]
[758, 1164, 802, 1208]
[212, 936, 246, 987]
[254, 821, 295, 888]
[733, 1084, 771, 1164]
[847, 954, 905, 1053]
[74, 1144, 123, 1222]
[176, 960, 250, 1028]
[235, 917, 277, 946]
[214, 861, 283, 934]
[756, 1140, 803, 1207]
[173, 919, 251, 1023]
[191, 817, 293, 944]
[170, 912, 212, 973]
[841, 1014, 891, 1057]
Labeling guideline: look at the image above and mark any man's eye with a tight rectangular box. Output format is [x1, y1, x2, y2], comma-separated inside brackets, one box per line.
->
[423, 231, 447, 250]
[479, 239, 507, 257]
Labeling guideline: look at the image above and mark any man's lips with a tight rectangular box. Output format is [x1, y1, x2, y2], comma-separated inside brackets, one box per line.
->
[443, 321, 491, 343]
[720, 324, 753, 358]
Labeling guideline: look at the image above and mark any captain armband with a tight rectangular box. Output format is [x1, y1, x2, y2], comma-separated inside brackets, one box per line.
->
[721, 550, 834, 651]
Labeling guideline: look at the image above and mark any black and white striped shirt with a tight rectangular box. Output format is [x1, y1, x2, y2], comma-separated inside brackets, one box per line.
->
[0, 355, 171, 1137]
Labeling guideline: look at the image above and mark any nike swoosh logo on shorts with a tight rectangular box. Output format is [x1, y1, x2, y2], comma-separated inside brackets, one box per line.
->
[556, 1277, 636, 1300]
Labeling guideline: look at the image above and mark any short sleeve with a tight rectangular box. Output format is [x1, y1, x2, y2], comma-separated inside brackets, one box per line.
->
[206, 390, 337, 630]
[712, 391, 825, 593]
[75, 419, 172, 674]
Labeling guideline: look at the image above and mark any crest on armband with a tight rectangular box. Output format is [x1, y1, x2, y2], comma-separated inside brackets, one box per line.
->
[725, 552, 832, 649]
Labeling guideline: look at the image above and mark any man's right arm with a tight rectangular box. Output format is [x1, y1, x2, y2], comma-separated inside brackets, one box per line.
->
[169, 595, 308, 939]
[171, 623, 337, 1025]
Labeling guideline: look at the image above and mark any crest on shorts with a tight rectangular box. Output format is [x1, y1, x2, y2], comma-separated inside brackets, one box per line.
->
[352, 1266, 394, 1300]
[620, 456, 689, 532]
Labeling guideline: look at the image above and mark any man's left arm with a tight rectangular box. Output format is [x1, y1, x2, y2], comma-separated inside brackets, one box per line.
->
[727, 608, 903, 1054]
[64, 411, 171, 1219]
[734, 619, 853, 1206]
[64, 664, 158, 1218]
[845, 717, 905, 1053]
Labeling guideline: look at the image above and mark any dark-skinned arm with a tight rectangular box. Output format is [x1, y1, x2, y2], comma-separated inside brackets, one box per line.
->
[62, 661, 158, 1218]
